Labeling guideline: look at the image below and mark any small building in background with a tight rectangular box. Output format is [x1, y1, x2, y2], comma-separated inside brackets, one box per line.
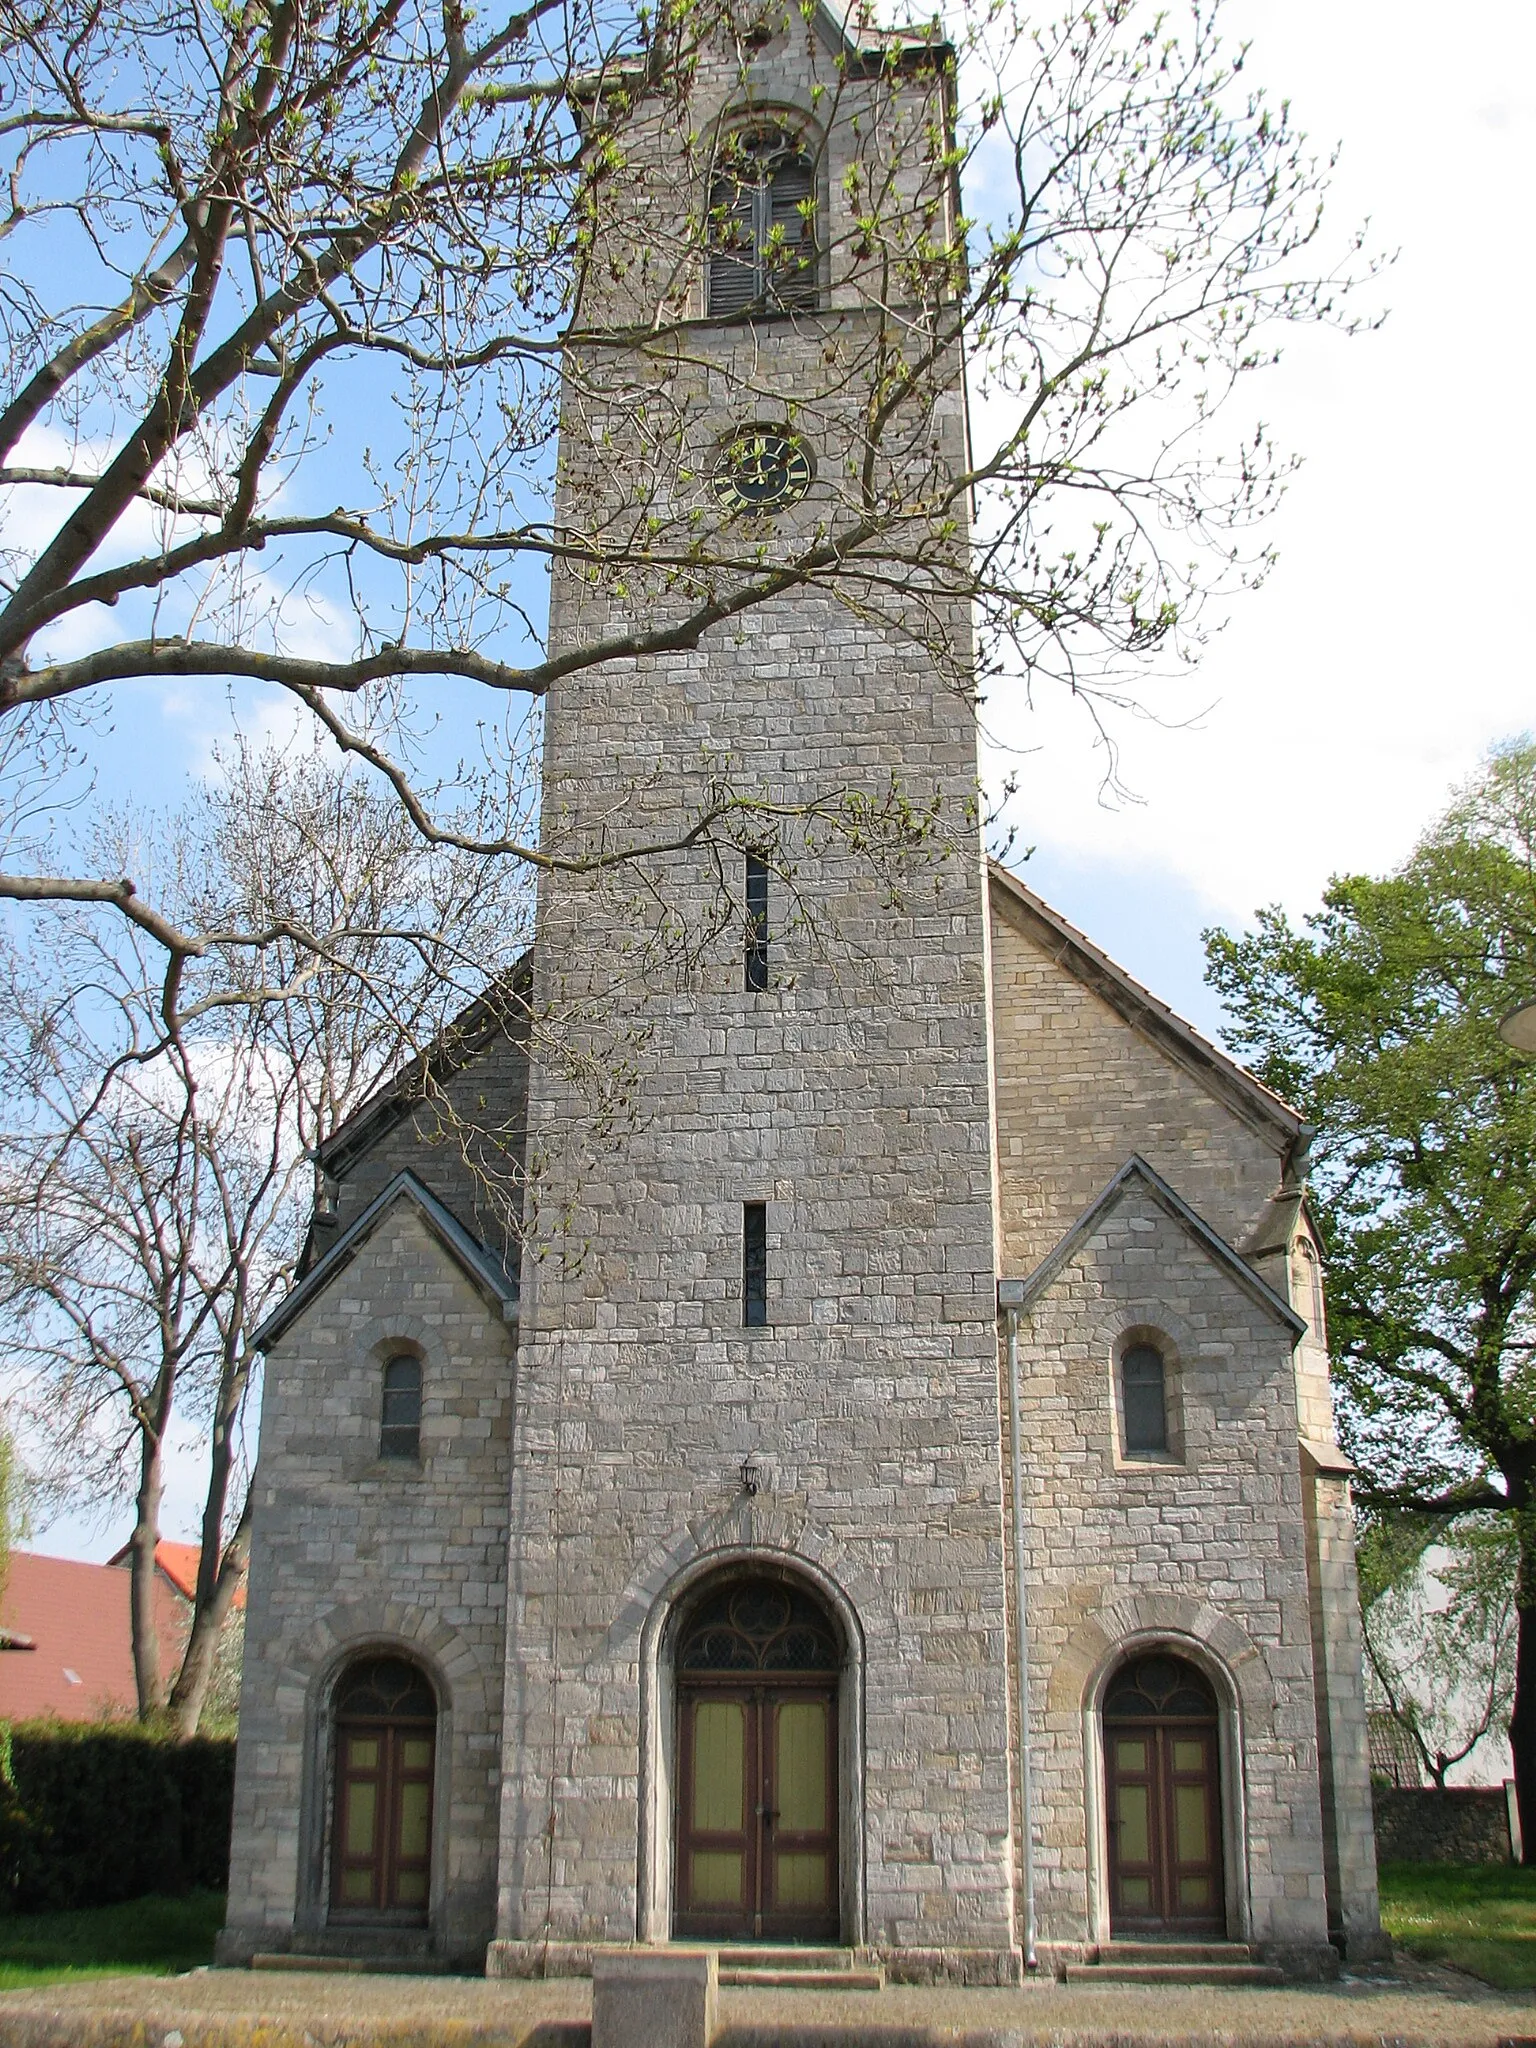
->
[0, 1543, 244, 1722]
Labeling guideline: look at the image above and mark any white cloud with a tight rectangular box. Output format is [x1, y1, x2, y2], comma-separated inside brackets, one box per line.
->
[981, 0, 1536, 1007]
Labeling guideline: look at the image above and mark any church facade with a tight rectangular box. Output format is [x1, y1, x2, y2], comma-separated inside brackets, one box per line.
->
[219, 2, 1381, 1982]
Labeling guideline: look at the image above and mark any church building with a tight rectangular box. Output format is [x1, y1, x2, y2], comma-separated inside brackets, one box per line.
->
[219, 0, 1382, 1983]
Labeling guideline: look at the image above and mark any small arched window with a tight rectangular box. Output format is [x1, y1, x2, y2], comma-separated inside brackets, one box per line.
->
[380, 1355, 422, 1461]
[1120, 1341, 1168, 1456]
[707, 126, 818, 317]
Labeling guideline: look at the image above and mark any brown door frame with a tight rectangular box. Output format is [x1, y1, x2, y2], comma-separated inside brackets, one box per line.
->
[330, 1715, 436, 1922]
[1105, 1717, 1223, 1937]
[673, 1674, 839, 1943]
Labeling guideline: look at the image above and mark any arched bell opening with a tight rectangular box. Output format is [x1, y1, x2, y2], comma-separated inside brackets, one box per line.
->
[327, 1653, 438, 1925]
[1101, 1651, 1225, 1938]
[668, 1570, 846, 1944]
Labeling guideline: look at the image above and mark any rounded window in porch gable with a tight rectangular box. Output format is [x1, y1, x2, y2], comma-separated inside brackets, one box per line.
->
[1113, 1328, 1185, 1466]
[1292, 1234, 1327, 1346]
[380, 1353, 423, 1463]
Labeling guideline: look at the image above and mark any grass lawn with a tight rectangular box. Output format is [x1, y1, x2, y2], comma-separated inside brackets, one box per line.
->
[0, 1891, 226, 1991]
[1379, 1860, 1536, 1991]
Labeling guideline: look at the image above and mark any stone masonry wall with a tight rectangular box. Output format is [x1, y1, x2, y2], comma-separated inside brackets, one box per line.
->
[222, 1202, 515, 1962]
[1011, 1177, 1332, 1956]
[500, 595, 1017, 1968]
[989, 887, 1286, 1274]
[322, 1033, 531, 1267]
[1303, 1460, 1384, 1952]
[1375, 1787, 1512, 1865]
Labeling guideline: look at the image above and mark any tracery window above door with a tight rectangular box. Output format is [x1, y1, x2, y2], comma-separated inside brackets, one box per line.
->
[335, 1655, 436, 1722]
[1103, 1654, 1215, 1721]
[678, 1580, 840, 1673]
[707, 126, 819, 317]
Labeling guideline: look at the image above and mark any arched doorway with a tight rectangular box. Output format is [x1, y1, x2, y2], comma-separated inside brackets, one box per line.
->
[329, 1655, 436, 1921]
[673, 1576, 841, 1943]
[1103, 1653, 1224, 1937]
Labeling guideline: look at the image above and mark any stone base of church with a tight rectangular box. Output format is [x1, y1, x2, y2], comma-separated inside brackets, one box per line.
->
[1336, 1929, 1394, 1965]
[878, 1945, 1023, 1987]
[485, 1939, 1023, 1987]
[214, 1924, 484, 1974]
[1254, 1941, 1343, 1982]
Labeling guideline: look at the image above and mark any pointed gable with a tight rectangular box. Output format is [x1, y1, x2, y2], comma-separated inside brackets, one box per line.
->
[255, 1171, 518, 1352]
[987, 861, 1306, 1273]
[1000, 1154, 1304, 1337]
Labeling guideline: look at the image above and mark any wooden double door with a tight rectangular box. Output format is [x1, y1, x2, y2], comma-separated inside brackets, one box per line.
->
[330, 1657, 436, 1921]
[1104, 1655, 1224, 1936]
[675, 1683, 839, 1942]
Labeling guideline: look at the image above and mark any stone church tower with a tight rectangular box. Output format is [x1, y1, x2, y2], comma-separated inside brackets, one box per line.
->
[219, 0, 1383, 1984]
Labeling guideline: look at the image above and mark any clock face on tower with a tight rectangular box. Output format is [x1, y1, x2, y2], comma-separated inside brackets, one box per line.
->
[708, 425, 814, 514]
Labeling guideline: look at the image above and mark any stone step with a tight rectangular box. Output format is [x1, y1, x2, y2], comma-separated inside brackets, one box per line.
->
[250, 1952, 447, 1975]
[1067, 1961, 1285, 1987]
[1096, 1941, 1258, 1966]
[715, 1946, 856, 1971]
[718, 1964, 885, 1990]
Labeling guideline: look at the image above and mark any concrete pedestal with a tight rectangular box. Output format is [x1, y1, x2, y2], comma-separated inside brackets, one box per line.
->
[591, 1950, 717, 2048]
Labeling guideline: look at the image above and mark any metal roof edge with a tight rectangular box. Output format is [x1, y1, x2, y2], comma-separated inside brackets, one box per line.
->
[255, 1171, 519, 1351]
[998, 1153, 1306, 1338]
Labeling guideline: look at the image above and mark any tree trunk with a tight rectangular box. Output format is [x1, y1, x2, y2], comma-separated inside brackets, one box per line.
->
[1509, 1510, 1536, 1863]
[165, 1340, 252, 1737]
[127, 1433, 165, 1718]
[166, 1501, 250, 1738]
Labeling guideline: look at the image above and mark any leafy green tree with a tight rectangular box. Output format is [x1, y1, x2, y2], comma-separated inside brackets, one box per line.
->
[1205, 738, 1536, 1846]
[1360, 1516, 1516, 1789]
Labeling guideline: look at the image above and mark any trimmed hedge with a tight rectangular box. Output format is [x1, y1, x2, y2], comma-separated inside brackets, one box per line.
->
[0, 1721, 235, 1912]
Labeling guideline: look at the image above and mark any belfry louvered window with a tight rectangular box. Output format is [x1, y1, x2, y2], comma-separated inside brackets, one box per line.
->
[707, 127, 819, 317]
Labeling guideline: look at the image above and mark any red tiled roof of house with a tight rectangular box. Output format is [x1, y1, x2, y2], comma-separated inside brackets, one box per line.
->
[0, 1551, 188, 1723]
[104, 1537, 247, 1612]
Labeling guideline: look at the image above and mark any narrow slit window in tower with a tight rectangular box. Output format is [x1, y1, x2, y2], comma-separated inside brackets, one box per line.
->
[743, 1203, 768, 1327]
[745, 853, 769, 990]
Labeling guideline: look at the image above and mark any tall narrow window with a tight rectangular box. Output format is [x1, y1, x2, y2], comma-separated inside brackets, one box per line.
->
[1295, 1237, 1327, 1343]
[743, 1203, 768, 1327]
[707, 127, 818, 317]
[381, 1355, 422, 1460]
[745, 853, 769, 991]
[1120, 1342, 1167, 1455]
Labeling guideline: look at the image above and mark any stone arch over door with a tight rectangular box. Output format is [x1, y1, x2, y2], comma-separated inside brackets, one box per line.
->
[286, 1598, 489, 1939]
[1052, 1596, 1270, 1948]
[631, 1523, 869, 1946]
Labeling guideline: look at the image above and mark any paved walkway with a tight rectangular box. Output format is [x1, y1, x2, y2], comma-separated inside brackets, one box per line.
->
[0, 1956, 1532, 2048]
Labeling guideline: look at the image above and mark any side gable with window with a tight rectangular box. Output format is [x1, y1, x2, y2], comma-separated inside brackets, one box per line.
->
[223, 1174, 519, 1964]
[996, 1154, 1330, 1951]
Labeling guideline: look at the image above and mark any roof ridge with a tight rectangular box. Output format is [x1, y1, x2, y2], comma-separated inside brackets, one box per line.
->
[319, 954, 532, 1174]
